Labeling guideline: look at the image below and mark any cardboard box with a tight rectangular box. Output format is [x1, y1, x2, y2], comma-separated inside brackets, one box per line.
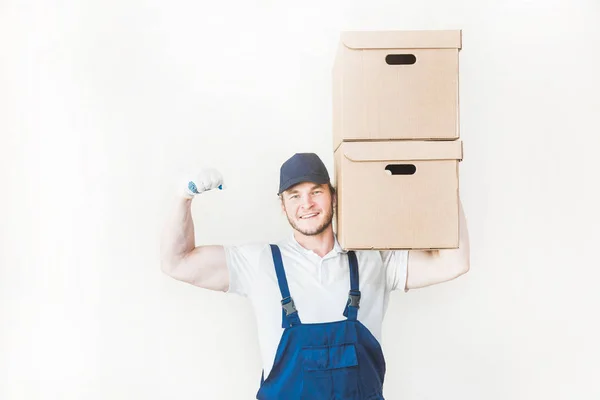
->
[333, 30, 462, 150]
[334, 140, 463, 250]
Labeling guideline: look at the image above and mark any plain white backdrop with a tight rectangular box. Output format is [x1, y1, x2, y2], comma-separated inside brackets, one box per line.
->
[1, 0, 599, 399]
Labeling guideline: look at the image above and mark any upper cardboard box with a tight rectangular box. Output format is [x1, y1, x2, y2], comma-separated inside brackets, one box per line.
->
[333, 30, 462, 150]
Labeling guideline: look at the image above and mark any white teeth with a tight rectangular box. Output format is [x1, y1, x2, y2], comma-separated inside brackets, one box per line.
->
[301, 213, 318, 219]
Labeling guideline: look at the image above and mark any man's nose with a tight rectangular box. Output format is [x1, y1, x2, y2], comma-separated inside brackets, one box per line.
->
[300, 194, 315, 208]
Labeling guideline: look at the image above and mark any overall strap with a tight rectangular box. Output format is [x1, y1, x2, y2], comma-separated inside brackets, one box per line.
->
[269, 244, 301, 328]
[343, 251, 361, 321]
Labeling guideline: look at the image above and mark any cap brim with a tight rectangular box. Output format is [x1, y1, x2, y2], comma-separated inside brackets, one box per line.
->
[278, 175, 330, 196]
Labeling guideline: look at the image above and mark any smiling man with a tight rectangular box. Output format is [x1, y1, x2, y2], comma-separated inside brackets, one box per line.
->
[160, 152, 470, 400]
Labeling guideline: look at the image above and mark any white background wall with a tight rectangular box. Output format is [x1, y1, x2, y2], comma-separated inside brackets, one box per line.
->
[1, 0, 599, 399]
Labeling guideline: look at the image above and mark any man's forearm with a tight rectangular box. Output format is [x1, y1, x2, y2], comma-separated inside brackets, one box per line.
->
[161, 197, 196, 272]
[444, 199, 470, 273]
[406, 199, 470, 289]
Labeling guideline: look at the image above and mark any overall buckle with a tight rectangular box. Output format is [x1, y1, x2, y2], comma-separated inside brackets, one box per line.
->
[348, 291, 361, 308]
[281, 297, 298, 316]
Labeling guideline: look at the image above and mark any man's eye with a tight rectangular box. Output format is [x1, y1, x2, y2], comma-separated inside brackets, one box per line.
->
[290, 195, 299, 199]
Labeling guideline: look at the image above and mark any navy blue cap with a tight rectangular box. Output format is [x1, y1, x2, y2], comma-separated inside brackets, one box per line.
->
[278, 153, 330, 195]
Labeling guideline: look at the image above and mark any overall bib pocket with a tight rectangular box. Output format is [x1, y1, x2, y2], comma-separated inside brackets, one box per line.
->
[301, 343, 360, 399]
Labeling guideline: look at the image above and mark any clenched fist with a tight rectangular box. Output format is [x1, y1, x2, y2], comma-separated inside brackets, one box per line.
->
[183, 168, 225, 199]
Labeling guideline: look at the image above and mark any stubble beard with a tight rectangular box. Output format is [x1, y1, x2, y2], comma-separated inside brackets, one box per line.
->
[286, 203, 334, 237]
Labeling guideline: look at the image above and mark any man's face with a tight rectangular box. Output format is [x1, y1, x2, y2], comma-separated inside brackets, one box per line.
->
[281, 182, 335, 237]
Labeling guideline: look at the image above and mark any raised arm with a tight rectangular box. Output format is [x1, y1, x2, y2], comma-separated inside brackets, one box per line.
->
[405, 198, 471, 290]
[160, 169, 229, 292]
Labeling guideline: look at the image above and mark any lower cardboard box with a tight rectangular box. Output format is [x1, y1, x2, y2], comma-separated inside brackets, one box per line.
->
[333, 140, 463, 250]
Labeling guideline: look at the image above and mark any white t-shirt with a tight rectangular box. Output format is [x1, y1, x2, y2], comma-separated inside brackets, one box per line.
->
[224, 234, 408, 379]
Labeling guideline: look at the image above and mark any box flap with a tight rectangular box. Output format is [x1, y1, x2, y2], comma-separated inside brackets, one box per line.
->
[341, 30, 462, 50]
[341, 140, 463, 162]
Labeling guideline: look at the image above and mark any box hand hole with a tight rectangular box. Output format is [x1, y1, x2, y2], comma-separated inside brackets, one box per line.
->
[385, 164, 416, 175]
[385, 54, 417, 65]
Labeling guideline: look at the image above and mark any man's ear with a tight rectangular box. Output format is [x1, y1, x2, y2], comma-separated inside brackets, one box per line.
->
[280, 197, 286, 214]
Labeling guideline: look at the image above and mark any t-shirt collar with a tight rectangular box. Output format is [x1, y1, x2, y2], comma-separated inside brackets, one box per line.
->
[289, 233, 348, 257]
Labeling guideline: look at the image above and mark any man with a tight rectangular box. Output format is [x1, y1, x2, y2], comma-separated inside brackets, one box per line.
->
[161, 153, 470, 399]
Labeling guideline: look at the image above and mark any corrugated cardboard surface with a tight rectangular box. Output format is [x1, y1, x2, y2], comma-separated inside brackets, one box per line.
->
[343, 139, 463, 161]
[332, 30, 461, 150]
[334, 141, 462, 250]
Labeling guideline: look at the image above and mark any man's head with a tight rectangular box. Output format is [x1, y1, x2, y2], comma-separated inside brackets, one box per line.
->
[278, 153, 336, 237]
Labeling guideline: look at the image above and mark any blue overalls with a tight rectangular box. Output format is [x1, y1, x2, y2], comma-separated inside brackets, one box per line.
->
[256, 245, 387, 400]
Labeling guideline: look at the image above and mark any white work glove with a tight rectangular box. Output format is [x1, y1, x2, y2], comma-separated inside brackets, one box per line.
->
[183, 168, 225, 199]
